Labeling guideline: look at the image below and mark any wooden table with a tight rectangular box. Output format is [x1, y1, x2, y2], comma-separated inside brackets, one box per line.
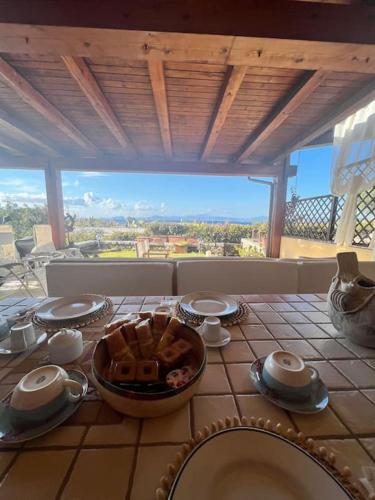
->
[0, 293, 374, 499]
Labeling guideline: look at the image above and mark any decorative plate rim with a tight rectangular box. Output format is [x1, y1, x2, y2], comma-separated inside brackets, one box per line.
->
[180, 291, 238, 317]
[35, 293, 106, 321]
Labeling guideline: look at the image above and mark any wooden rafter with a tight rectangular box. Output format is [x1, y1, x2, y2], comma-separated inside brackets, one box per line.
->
[202, 65, 247, 161]
[273, 76, 375, 163]
[0, 27, 374, 74]
[0, 56, 98, 154]
[148, 61, 172, 159]
[0, 108, 60, 157]
[0, 140, 24, 156]
[236, 70, 328, 163]
[62, 56, 135, 153]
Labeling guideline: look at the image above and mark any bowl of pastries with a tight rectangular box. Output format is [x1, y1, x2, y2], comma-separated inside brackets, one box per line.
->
[92, 311, 207, 418]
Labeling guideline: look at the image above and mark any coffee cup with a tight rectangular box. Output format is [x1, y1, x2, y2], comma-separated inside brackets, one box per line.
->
[198, 317, 222, 342]
[10, 365, 84, 428]
[262, 351, 318, 401]
[10, 322, 35, 351]
[48, 328, 83, 365]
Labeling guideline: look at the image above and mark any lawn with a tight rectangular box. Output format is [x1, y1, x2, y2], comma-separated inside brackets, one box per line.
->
[98, 249, 205, 259]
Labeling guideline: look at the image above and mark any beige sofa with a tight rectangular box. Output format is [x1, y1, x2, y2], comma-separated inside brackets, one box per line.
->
[46, 257, 375, 297]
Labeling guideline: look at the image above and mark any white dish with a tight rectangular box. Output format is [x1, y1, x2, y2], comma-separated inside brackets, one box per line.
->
[0, 331, 47, 355]
[36, 294, 106, 322]
[199, 327, 231, 348]
[180, 292, 238, 317]
[169, 427, 351, 499]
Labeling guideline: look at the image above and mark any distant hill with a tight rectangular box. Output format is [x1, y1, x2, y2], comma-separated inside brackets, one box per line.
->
[108, 214, 267, 225]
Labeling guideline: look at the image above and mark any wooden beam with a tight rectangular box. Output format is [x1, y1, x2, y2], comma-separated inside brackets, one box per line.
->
[0, 56, 98, 155]
[202, 65, 247, 161]
[269, 161, 288, 258]
[0, 1, 373, 44]
[236, 70, 328, 163]
[0, 108, 60, 157]
[0, 140, 24, 156]
[0, 26, 374, 74]
[44, 164, 65, 249]
[272, 76, 375, 163]
[148, 61, 172, 159]
[62, 56, 135, 153]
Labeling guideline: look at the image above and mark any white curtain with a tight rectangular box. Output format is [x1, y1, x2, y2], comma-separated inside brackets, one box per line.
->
[331, 100, 375, 248]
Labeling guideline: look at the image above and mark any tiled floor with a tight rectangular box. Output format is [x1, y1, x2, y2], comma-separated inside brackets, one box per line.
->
[0, 293, 374, 499]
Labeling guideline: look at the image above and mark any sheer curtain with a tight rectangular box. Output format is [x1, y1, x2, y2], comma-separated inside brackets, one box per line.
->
[331, 100, 375, 248]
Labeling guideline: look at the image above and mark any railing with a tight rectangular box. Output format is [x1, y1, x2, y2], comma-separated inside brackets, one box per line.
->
[283, 186, 375, 247]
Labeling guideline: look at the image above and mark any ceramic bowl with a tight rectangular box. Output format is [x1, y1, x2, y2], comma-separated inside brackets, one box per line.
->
[91, 323, 206, 418]
[263, 351, 318, 401]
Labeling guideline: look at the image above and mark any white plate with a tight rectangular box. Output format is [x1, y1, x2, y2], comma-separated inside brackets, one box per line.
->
[36, 294, 106, 322]
[169, 428, 351, 500]
[180, 292, 238, 317]
[0, 331, 47, 355]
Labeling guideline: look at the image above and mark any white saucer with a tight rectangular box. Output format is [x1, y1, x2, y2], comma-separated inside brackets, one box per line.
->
[0, 331, 47, 355]
[201, 328, 231, 348]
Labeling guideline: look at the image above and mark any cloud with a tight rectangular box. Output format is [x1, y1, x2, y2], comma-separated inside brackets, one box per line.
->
[134, 200, 154, 212]
[73, 180, 80, 188]
[0, 191, 46, 205]
[78, 172, 108, 178]
[0, 178, 26, 187]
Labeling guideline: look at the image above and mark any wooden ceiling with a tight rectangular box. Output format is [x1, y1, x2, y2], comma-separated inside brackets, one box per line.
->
[0, 0, 373, 176]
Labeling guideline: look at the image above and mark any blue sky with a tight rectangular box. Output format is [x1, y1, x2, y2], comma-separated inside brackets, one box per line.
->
[0, 145, 333, 219]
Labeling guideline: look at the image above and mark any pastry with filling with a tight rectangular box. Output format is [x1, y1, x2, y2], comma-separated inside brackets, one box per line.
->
[111, 361, 137, 382]
[152, 312, 169, 342]
[135, 319, 155, 359]
[136, 360, 159, 382]
[121, 321, 141, 359]
[139, 311, 153, 320]
[156, 317, 182, 352]
[172, 338, 193, 357]
[104, 327, 135, 361]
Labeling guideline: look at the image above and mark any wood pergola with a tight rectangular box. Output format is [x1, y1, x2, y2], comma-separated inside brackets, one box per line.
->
[0, 1, 374, 257]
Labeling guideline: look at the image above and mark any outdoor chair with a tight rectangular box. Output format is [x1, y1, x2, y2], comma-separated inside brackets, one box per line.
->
[136, 238, 169, 258]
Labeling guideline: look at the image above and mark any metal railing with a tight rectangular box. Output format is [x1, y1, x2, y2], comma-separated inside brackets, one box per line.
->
[283, 186, 375, 247]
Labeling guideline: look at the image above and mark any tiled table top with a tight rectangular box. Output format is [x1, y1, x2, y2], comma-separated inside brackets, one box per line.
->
[0, 293, 375, 499]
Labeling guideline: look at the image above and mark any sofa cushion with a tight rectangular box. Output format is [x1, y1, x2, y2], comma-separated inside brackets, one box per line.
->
[176, 259, 299, 295]
[46, 260, 174, 297]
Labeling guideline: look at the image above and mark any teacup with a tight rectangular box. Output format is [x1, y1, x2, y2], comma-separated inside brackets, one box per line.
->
[262, 351, 318, 401]
[48, 328, 83, 365]
[198, 317, 222, 342]
[10, 322, 35, 351]
[10, 365, 84, 429]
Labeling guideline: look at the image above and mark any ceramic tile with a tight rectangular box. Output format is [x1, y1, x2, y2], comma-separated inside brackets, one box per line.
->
[197, 364, 231, 394]
[290, 302, 318, 312]
[192, 395, 238, 432]
[221, 341, 255, 363]
[332, 360, 375, 388]
[317, 294, 328, 300]
[64, 401, 102, 425]
[95, 402, 124, 424]
[266, 324, 301, 339]
[256, 312, 286, 324]
[312, 301, 329, 312]
[280, 294, 303, 302]
[123, 296, 144, 304]
[62, 448, 134, 500]
[84, 420, 139, 445]
[141, 405, 191, 443]
[302, 311, 331, 323]
[362, 389, 375, 404]
[337, 338, 375, 359]
[206, 348, 223, 363]
[241, 325, 273, 340]
[140, 303, 158, 312]
[108, 296, 124, 304]
[249, 340, 282, 359]
[292, 323, 329, 339]
[241, 312, 262, 325]
[25, 426, 86, 448]
[307, 361, 353, 389]
[130, 446, 180, 500]
[279, 312, 309, 323]
[292, 407, 349, 437]
[226, 325, 244, 340]
[318, 323, 342, 337]
[249, 303, 273, 312]
[309, 339, 354, 359]
[298, 294, 321, 302]
[269, 302, 295, 312]
[315, 439, 374, 480]
[329, 391, 375, 433]
[0, 450, 75, 500]
[359, 438, 375, 460]
[243, 294, 264, 303]
[236, 394, 293, 428]
[117, 304, 141, 314]
[278, 339, 322, 360]
[226, 363, 257, 393]
[144, 296, 163, 304]
[0, 451, 16, 475]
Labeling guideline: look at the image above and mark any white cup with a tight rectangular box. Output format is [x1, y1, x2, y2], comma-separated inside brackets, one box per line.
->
[10, 322, 36, 351]
[48, 328, 83, 365]
[199, 316, 222, 342]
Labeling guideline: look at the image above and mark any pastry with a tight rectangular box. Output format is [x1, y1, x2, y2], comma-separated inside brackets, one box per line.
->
[157, 344, 182, 368]
[104, 327, 135, 362]
[121, 321, 141, 359]
[166, 366, 195, 389]
[152, 312, 169, 342]
[104, 314, 139, 334]
[139, 311, 153, 320]
[136, 360, 159, 382]
[111, 361, 137, 382]
[156, 317, 182, 352]
[172, 338, 193, 356]
[135, 319, 155, 359]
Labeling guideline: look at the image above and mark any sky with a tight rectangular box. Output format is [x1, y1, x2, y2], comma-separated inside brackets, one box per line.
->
[0, 145, 333, 220]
